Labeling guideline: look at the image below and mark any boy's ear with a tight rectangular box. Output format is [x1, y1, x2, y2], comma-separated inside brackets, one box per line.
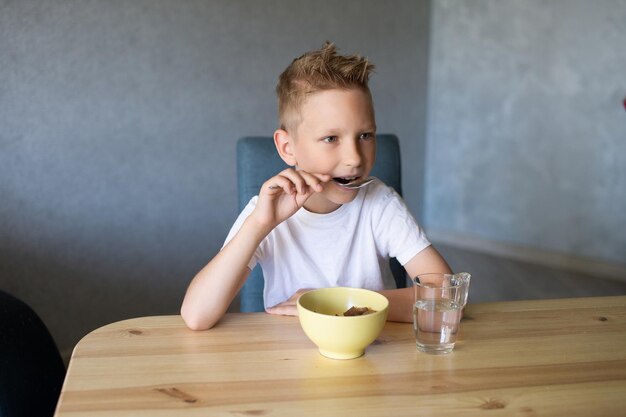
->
[274, 129, 297, 167]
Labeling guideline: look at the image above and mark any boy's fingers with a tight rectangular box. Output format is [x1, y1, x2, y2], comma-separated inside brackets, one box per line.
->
[265, 288, 314, 316]
[265, 305, 298, 316]
[313, 173, 333, 190]
[314, 173, 332, 182]
[280, 169, 308, 194]
[298, 171, 328, 192]
[265, 174, 295, 194]
[265, 170, 331, 195]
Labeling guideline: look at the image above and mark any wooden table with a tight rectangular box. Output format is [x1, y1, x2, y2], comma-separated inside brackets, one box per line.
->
[55, 296, 626, 416]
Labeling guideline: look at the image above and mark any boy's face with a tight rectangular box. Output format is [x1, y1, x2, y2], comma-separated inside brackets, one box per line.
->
[279, 88, 377, 214]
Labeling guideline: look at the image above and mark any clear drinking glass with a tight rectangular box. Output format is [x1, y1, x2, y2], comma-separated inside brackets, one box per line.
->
[413, 272, 471, 354]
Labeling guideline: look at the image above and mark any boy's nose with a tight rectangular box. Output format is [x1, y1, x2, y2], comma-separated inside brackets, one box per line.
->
[341, 141, 362, 167]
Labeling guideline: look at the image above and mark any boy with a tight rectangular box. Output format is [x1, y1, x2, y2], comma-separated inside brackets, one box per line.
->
[181, 43, 451, 330]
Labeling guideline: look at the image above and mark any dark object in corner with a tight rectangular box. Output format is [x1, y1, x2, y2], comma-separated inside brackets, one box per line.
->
[0, 290, 66, 417]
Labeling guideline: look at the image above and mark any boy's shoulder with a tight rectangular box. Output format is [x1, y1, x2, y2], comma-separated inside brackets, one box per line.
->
[357, 177, 407, 215]
[364, 177, 401, 202]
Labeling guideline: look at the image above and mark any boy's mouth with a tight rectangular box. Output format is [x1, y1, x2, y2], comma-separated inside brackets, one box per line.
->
[332, 176, 361, 185]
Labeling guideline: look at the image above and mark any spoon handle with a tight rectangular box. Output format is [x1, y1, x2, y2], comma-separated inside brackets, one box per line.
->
[335, 177, 375, 189]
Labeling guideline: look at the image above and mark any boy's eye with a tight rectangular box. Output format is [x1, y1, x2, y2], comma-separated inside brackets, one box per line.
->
[359, 132, 375, 140]
[323, 136, 338, 143]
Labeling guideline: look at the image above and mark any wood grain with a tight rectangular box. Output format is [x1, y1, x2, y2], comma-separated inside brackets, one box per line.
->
[55, 296, 626, 416]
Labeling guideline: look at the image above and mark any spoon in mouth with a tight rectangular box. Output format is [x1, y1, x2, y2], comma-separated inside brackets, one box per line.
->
[269, 177, 375, 191]
[332, 177, 375, 189]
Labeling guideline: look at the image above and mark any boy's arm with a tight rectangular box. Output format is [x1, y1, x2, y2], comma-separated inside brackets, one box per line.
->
[181, 168, 330, 330]
[267, 245, 452, 320]
[378, 245, 452, 322]
[180, 216, 268, 330]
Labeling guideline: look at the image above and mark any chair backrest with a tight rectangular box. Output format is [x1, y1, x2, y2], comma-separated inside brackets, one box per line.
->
[236, 134, 405, 312]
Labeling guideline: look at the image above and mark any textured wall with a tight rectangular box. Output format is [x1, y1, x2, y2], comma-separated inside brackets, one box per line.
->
[426, 0, 626, 264]
[0, 0, 429, 354]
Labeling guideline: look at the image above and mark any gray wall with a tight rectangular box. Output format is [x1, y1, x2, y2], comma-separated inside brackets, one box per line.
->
[426, 0, 626, 265]
[0, 1, 430, 356]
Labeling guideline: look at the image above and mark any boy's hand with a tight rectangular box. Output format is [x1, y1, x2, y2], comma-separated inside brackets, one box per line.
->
[265, 288, 313, 316]
[251, 168, 330, 230]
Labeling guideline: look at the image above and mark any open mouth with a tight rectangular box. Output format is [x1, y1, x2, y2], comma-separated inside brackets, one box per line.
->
[332, 176, 361, 185]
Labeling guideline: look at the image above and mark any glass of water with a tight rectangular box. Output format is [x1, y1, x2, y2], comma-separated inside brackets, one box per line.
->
[413, 272, 471, 354]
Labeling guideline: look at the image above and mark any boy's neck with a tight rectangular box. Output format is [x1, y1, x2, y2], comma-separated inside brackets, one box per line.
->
[303, 193, 343, 214]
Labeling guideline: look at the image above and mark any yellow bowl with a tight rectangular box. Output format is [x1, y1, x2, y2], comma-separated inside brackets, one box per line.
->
[297, 287, 389, 360]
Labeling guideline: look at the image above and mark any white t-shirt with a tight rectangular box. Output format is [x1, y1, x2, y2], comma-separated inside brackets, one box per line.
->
[224, 178, 430, 309]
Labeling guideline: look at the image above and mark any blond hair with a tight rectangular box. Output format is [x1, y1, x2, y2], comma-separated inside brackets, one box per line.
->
[276, 42, 375, 132]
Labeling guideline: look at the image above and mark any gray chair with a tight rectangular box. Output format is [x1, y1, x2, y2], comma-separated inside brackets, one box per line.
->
[236, 134, 405, 312]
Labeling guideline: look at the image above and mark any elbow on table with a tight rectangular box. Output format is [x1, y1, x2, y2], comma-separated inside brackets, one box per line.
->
[180, 305, 219, 331]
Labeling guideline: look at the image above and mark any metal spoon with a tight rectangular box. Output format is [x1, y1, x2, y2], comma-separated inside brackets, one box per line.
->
[269, 177, 375, 190]
[332, 177, 375, 189]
